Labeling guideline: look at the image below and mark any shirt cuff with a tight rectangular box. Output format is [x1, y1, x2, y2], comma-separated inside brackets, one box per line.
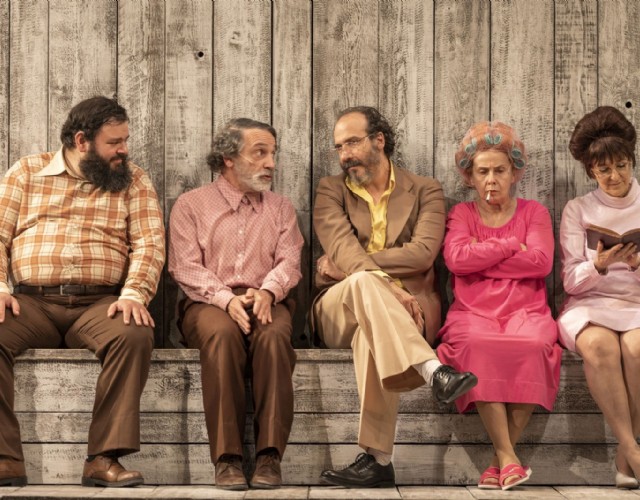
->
[210, 289, 237, 311]
[261, 282, 284, 303]
[0, 283, 10, 295]
[118, 288, 146, 305]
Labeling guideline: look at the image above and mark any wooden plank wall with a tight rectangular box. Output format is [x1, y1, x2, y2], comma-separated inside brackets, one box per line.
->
[1, 1, 639, 346]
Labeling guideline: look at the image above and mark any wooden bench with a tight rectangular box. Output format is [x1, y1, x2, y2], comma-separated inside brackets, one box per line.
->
[14, 349, 614, 485]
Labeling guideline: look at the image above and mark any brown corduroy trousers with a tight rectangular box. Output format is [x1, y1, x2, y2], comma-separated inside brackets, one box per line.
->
[0, 294, 153, 461]
[179, 298, 296, 464]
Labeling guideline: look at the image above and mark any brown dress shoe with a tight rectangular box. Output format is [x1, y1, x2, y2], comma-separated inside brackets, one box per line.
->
[215, 454, 247, 491]
[250, 451, 282, 489]
[81, 455, 144, 488]
[0, 458, 27, 486]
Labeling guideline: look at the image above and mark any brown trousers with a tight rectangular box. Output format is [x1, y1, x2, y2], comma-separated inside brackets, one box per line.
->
[0, 294, 153, 461]
[179, 298, 296, 464]
[313, 271, 438, 453]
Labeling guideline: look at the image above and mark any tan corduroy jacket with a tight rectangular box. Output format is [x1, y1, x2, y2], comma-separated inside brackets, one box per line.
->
[312, 165, 446, 345]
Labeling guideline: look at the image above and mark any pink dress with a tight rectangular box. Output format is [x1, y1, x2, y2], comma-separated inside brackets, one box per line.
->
[558, 178, 640, 351]
[436, 199, 562, 413]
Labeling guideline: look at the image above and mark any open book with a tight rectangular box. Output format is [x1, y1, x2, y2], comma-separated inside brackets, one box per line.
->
[586, 224, 640, 250]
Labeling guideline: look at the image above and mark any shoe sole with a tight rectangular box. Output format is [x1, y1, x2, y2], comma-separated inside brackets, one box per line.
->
[81, 477, 144, 488]
[320, 475, 395, 488]
[440, 374, 478, 405]
[250, 481, 281, 489]
[216, 483, 249, 491]
[0, 476, 27, 487]
[501, 466, 532, 491]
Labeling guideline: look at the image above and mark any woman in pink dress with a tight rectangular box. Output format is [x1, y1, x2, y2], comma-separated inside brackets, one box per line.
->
[558, 106, 640, 489]
[437, 121, 562, 490]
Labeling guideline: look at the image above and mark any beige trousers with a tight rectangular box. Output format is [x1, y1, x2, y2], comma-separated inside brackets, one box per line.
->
[313, 271, 438, 453]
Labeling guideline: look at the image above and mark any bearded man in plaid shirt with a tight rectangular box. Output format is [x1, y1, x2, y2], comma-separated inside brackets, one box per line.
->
[0, 96, 165, 488]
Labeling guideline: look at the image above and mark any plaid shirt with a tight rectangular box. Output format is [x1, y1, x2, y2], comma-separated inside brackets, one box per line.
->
[0, 149, 165, 305]
[168, 175, 303, 310]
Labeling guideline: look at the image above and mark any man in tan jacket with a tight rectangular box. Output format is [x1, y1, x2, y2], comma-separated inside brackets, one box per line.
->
[312, 106, 477, 488]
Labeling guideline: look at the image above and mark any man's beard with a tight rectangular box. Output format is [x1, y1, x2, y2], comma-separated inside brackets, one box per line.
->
[244, 172, 272, 192]
[236, 163, 272, 192]
[79, 147, 132, 192]
[342, 159, 373, 186]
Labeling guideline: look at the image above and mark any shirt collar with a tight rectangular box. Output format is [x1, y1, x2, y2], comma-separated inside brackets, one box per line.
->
[35, 148, 84, 179]
[215, 174, 263, 213]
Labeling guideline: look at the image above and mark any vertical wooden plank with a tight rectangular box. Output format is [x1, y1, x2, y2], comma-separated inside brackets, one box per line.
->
[119, 0, 166, 346]
[273, 0, 312, 345]
[599, 0, 640, 164]
[0, 0, 8, 171]
[553, 0, 597, 312]
[9, 0, 48, 162]
[379, 0, 433, 178]
[311, 0, 379, 297]
[48, 0, 117, 151]
[433, 0, 490, 313]
[433, 0, 490, 209]
[491, 0, 554, 207]
[213, 0, 272, 126]
[164, 0, 213, 346]
[312, 0, 379, 183]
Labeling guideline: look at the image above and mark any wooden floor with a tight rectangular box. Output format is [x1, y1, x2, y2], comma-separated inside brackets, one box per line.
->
[0, 485, 639, 499]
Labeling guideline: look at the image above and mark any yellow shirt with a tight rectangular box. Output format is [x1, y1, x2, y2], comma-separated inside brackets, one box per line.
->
[346, 162, 402, 286]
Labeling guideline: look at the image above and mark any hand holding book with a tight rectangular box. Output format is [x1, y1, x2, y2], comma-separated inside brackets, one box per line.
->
[586, 224, 640, 251]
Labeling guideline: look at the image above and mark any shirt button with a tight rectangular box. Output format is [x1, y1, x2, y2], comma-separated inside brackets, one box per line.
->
[239, 230, 243, 235]
[236, 274, 241, 279]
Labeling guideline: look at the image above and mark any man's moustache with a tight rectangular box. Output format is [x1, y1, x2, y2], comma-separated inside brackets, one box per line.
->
[341, 160, 363, 170]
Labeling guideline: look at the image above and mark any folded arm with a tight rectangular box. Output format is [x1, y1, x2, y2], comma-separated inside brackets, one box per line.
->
[369, 179, 445, 278]
[445, 202, 553, 279]
[313, 177, 379, 277]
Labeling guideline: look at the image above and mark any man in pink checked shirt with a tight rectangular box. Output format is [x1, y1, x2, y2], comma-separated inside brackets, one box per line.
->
[168, 118, 303, 491]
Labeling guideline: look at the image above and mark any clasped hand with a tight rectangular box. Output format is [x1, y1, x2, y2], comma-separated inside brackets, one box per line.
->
[594, 241, 639, 272]
[227, 288, 274, 335]
[317, 255, 346, 281]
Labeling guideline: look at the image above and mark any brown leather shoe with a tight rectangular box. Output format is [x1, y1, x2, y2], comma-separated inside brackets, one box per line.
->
[0, 458, 27, 486]
[250, 451, 282, 489]
[215, 454, 247, 491]
[81, 455, 144, 488]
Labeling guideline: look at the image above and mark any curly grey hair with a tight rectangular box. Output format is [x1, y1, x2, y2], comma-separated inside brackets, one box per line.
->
[206, 118, 277, 173]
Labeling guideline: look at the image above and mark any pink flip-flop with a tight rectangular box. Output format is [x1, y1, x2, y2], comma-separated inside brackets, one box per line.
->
[499, 463, 532, 490]
[478, 466, 501, 489]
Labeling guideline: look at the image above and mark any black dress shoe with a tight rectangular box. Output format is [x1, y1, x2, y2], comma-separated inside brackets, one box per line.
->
[320, 453, 395, 488]
[432, 365, 478, 404]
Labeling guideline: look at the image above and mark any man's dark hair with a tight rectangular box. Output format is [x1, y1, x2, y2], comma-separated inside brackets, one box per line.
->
[206, 118, 277, 173]
[337, 106, 396, 158]
[60, 96, 128, 149]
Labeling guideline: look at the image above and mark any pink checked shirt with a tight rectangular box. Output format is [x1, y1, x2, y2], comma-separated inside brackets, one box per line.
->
[168, 175, 303, 310]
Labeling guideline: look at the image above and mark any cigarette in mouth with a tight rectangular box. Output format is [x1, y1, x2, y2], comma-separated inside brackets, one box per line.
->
[485, 191, 491, 201]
